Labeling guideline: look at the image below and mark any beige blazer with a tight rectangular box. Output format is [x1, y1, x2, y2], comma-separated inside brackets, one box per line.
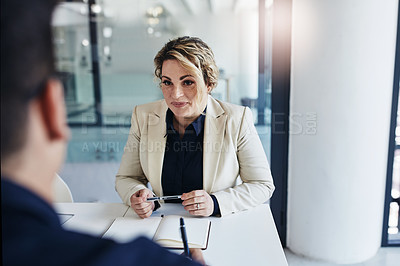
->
[116, 95, 275, 216]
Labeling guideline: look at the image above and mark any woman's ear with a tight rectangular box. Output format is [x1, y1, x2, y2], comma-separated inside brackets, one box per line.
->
[207, 85, 212, 94]
[39, 78, 70, 141]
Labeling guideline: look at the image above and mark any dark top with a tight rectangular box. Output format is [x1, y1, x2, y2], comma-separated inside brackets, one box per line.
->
[1, 178, 200, 266]
[161, 109, 220, 216]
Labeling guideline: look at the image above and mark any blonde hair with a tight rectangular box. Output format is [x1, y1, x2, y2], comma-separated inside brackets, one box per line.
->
[154, 36, 219, 97]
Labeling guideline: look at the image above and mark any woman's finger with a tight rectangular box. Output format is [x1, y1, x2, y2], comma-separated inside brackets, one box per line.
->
[183, 190, 214, 217]
[182, 195, 205, 207]
[135, 203, 153, 214]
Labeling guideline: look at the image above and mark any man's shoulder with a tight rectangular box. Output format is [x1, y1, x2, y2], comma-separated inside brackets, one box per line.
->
[1, 177, 59, 227]
[1, 178, 51, 209]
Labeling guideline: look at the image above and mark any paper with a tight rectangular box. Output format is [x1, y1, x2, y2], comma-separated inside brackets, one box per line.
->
[58, 213, 74, 225]
[103, 215, 211, 249]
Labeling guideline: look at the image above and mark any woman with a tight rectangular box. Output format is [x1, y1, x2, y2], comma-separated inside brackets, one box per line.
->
[116, 36, 274, 218]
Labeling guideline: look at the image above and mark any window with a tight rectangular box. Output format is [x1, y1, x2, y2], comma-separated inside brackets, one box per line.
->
[382, 6, 400, 246]
[383, 86, 400, 246]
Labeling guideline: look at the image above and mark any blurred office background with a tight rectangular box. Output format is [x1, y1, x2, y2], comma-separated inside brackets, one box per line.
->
[53, 0, 271, 201]
[52, 0, 399, 265]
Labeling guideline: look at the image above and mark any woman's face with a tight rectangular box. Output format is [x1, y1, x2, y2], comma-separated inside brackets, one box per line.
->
[161, 59, 209, 121]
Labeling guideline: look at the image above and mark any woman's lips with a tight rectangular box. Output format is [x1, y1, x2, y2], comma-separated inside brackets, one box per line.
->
[171, 102, 188, 108]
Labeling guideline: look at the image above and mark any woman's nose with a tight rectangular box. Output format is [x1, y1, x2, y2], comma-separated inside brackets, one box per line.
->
[171, 85, 184, 98]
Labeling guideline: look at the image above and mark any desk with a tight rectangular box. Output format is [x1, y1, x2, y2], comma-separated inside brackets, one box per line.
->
[54, 203, 287, 266]
[54, 203, 129, 236]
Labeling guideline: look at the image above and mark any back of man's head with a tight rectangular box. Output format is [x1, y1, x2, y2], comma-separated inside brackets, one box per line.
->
[1, 0, 58, 159]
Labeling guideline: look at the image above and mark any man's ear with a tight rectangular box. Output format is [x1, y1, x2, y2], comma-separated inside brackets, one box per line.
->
[39, 78, 69, 141]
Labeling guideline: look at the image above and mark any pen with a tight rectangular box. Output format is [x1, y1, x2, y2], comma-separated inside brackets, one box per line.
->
[180, 217, 191, 258]
[146, 195, 182, 201]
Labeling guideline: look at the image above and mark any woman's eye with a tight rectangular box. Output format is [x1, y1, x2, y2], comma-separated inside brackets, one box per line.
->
[162, 80, 172, 86]
[183, 80, 194, 86]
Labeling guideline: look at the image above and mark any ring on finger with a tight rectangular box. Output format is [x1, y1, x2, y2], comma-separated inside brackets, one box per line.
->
[196, 203, 200, 210]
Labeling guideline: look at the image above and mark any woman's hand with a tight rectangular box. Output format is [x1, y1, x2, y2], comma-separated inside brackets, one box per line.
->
[181, 190, 214, 217]
[130, 188, 155, 219]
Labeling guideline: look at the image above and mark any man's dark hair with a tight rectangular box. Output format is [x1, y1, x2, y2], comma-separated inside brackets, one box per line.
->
[1, 0, 58, 158]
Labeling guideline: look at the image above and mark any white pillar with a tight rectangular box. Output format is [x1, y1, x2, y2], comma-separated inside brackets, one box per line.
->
[287, 0, 398, 263]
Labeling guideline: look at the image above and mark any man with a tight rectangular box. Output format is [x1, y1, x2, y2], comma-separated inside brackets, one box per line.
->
[0, 0, 204, 265]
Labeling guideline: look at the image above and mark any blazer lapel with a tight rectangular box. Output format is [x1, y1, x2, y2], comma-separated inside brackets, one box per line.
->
[147, 100, 168, 196]
[203, 96, 226, 192]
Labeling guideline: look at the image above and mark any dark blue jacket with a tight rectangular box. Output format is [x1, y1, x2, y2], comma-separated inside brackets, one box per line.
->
[1, 178, 200, 266]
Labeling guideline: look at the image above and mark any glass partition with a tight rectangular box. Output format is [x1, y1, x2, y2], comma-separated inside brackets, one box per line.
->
[53, 1, 97, 125]
[386, 94, 400, 245]
[383, 7, 400, 246]
[97, 0, 267, 124]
